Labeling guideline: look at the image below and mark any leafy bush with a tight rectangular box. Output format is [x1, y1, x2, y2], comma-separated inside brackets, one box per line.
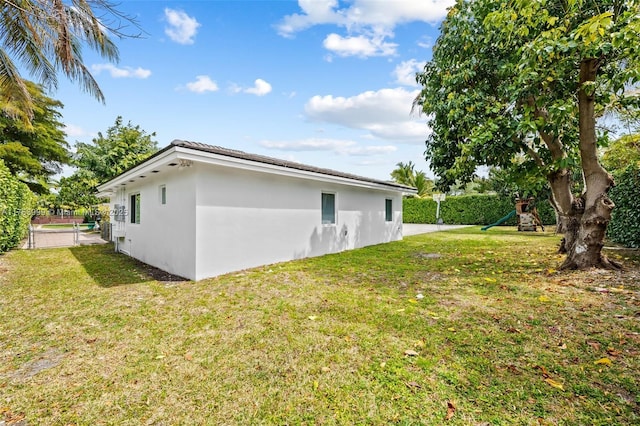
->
[0, 160, 36, 252]
[403, 195, 556, 225]
[607, 166, 640, 248]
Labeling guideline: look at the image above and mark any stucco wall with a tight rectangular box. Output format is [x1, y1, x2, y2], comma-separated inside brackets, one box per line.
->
[193, 163, 403, 280]
[109, 168, 197, 279]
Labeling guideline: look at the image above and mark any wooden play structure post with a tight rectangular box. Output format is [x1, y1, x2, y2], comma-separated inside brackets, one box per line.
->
[515, 197, 545, 232]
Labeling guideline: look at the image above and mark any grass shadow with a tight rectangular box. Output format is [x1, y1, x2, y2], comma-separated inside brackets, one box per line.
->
[69, 244, 188, 287]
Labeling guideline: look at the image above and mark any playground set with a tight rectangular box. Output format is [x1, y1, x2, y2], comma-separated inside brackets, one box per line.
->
[481, 197, 545, 232]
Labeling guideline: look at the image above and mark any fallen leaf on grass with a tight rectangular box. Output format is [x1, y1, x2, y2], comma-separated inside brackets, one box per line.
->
[506, 364, 521, 375]
[484, 277, 497, 283]
[587, 341, 601, 351]
[404, 349, 419, 357]
[538, 295, 551, 302]
[308, 315, 318, 321]
[184, 353, 193, 361]
[544, 378, 565, 391]
[445, 401, 456, 420]
[405, 381, 422, 390]
[533, 365, 551, 378]
[607, 347, 622, 357]
[594, 357, 612, 366]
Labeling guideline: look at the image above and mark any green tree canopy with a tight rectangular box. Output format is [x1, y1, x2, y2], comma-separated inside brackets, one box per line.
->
[0, 0, 140, 123]
[602, 133, 640, 172]
[416, 0, 640, 270]
[74, 116, 158, 183]
[56, 169, 101, 210]
[0, 81, 69, 193]
[55, 117, 157, 209]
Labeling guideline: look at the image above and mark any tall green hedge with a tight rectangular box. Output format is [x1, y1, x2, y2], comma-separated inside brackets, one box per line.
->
[607, 166, 640, 248]
[403, 195, 556, 226]
[0, 160, 35, 253]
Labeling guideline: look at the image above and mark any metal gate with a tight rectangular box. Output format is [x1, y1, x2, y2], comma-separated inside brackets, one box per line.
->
[26, 224, 80, 249]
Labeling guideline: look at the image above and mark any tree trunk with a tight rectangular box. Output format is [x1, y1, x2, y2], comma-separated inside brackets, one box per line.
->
[557, 59, 619, 270]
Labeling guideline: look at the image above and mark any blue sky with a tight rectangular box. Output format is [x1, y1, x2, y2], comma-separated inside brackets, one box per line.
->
[55, 0, 455, 181]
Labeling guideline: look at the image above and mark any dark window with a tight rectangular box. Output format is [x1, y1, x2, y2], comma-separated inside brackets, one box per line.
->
[130, 193, 140, 224]
[321, 192, 336, 225]
[160, 185, 166, 205]
[385, 198, 393, 222]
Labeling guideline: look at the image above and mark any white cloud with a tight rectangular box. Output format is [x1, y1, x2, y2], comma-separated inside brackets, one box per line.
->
[91, 64, 151, 79]
[276, 0, 343, 36]
[278, 0, 453, 36]
[323, 33, 397, 57]
[185, 75, 219, 93]
[164, 8, 200, 45]
[260, 138, 397, 156]
[244, 79, 272, 96]
[393, 59, 426, 86]
[417, 36, 434, 49]
[277, 1, 453, 58]
[304, 88, 426, 142]
[63, 124, 88, 138]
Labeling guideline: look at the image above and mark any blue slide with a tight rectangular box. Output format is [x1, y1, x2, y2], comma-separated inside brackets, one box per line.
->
[481, 210, 517, 231]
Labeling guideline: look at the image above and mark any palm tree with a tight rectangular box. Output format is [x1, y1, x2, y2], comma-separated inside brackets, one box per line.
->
[0, 0, 139, 123]
[412, 171, 434, 198]
[390, 161, 416, 186]
[390, 161, 434, 197]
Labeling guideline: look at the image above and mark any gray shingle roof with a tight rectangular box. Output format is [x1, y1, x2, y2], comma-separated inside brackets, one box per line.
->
[170, 140, 416, 192]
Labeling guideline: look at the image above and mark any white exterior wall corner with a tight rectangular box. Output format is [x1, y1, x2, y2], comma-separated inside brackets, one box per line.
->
[106, 167, 198, 280]
[193, 163, 404, 281]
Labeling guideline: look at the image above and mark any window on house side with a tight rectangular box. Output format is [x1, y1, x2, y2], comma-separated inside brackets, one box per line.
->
[385, 198, 393, 222]
[160, 185, 166, 205]
[130, 193, 141, 224]
[321, 192, 336, 225]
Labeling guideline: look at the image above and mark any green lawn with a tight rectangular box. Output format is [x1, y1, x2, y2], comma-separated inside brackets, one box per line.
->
[40, 223, 94, 229]
[1, 227, 638, 425]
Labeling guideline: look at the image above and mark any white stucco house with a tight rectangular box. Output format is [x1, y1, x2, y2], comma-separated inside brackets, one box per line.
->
[96, 140, 416, 281]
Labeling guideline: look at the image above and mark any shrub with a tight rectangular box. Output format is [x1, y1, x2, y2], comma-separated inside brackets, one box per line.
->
[607, 166, 640, 248]
[0, 160, 36, 253]
[403, 195, 556, 225]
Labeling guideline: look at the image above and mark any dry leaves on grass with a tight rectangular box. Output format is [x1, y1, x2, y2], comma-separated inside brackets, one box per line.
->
[445, 401, 456, 420]
[534, 365, 565, 391]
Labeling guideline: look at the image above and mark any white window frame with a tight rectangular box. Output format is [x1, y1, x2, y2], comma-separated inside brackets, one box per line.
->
[385, 198, 393, 222]
[159, 184, 167, 205]
[130, 193, 141, 224]
[321, 192, 336, 226]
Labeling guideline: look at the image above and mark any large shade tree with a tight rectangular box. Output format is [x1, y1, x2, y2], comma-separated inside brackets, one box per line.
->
[0, 80, 69, 192]
[0, 0, 139, 123]
[416, 0, 640, 270]
[57, 116, 157, 209]
[74, 116, 158, 183]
